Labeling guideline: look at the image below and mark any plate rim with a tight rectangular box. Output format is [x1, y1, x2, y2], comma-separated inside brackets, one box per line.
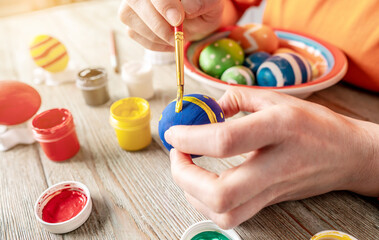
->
[184, 28, 348, 95]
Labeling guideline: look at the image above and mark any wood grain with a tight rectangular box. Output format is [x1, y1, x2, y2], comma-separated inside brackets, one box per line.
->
[0, 1, 378, 239]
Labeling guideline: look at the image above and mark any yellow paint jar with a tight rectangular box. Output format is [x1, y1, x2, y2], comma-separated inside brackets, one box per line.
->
[109, 97, 151, 151]
[311, 230, 358, 240]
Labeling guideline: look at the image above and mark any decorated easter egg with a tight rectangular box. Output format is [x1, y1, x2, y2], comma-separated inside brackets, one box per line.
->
[257, 53, 312, 87]
[199, 38, 244, 78]
[229, 24, 279, 54]
[221, 66, 255, 85]
[29, 35, 69, 73]
[243, 51, 271, 75]
[158, 94, 225, 155]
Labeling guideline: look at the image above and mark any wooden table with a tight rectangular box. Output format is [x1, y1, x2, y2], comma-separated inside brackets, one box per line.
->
[0, 1, 378, 239]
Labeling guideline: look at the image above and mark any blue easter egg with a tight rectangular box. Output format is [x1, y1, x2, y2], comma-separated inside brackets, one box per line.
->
[243, 51, 271, 75]
[256, 53, 312, 87]
[158, 94, 225, 156]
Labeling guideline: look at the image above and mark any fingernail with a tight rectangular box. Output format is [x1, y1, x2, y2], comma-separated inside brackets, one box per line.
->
[165, 129, 173, 143]
[165, 8, 182, 26]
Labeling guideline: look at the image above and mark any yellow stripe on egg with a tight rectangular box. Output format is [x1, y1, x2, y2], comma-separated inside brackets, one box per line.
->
[183, 96, 218, 123]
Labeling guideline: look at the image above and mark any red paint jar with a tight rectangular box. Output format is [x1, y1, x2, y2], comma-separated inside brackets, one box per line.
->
[32, 108, 80, 161]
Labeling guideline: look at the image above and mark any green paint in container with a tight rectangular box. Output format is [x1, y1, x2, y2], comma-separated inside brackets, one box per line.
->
[191, 231, 230, 240]
[181, 220, 241, 240]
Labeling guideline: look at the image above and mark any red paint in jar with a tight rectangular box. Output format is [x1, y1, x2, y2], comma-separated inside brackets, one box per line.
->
[32, 108, 80, 161]
[42, 189, 87, 223]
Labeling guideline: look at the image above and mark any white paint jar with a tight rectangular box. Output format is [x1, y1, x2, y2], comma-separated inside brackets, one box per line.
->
[121, 61, 154, 100]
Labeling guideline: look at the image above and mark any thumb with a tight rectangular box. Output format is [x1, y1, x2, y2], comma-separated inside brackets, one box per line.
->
[151, 0, 185, 26]
[181, 0, 221, 18]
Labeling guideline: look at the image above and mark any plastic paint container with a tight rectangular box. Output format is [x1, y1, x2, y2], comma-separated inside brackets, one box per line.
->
[311, 230, 358, 240]
[32, 108, 80, 161]
[121, 61, 154, 100]
[144, 49, 175, 65]
[76, 67, 110, 106]
[181, 220, 241, 240]
[109, 97, 151, 151]
[34, 181, 92, 234]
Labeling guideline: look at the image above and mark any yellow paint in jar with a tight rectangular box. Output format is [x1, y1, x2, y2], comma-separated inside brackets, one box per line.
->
[311, 230, 358, 240]
[109, 97, 151, 151]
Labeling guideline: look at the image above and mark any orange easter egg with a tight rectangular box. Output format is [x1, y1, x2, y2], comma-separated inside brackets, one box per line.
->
[29, 35, 69, 73]
[230, 24, 279, 54]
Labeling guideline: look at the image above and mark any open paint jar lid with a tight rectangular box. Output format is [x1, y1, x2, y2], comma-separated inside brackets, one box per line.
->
[34, 181, 92, 234]
[181, 220, 241, 240]
[0, 80, 41, 125]
[311, 230, 358, 240]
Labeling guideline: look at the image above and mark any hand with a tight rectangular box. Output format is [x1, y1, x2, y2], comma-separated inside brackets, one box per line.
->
[118, 0, 230, 51]
[164, 87, 379, 229]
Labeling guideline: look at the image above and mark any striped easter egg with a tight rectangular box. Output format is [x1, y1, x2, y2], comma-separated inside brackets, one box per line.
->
[221, 66, 255, 85]
[158, 94, 225, 157]
[243, 51, 271, 75]
[257, 53, 312, 87]
[29, 35, 69, 73]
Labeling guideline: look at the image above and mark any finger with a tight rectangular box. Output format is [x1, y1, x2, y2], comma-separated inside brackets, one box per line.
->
[119, 4, 170, 46]
[217, 87, 281, 118]
[150, 0, 185, 26]
[170, 149, 220, 198]
[127, 0, 183, 45]
[181, 0, 221, 19]
[128, 29, 175, 51]
[184, 186, 273, 229]
[165, 107, 284, 157]
[171, 149, 276, 213]
[182, 13, 223, 41]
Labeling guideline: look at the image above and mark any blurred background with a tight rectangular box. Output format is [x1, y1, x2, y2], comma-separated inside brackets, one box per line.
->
[0, 0, 90, 17]
[0, 0, 265, 23]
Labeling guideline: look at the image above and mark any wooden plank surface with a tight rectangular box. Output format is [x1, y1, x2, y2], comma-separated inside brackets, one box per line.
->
[0, 1, 378, 239]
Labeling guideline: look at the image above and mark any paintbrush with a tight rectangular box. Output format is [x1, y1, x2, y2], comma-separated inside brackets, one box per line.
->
[110, 29, 119, 73]
[174, 24, 184, 113]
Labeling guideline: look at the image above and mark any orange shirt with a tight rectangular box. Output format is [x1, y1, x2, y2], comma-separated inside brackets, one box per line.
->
[232, 0, 379, 92]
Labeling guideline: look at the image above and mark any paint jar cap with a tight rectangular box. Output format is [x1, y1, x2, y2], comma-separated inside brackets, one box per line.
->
[76, 67, 108, 90]
[34, 181, 92, 234]
[311, 230, 358, 240]
[0, 80, 41, 126]
[181, 220, 241, 240]
[109, 97, 150, 130]
[144, 49, 175, 65]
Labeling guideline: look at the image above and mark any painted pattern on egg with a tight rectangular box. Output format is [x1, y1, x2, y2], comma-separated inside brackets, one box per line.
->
[29, 35, 69, 73]
[229, 24, 279, 54]
[257, 53, 312, 87]
[221, 66, 255, 85]
[243, 51, 271, 75]
[158, 94, 225, 156]
[199, 38, 244, 78]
